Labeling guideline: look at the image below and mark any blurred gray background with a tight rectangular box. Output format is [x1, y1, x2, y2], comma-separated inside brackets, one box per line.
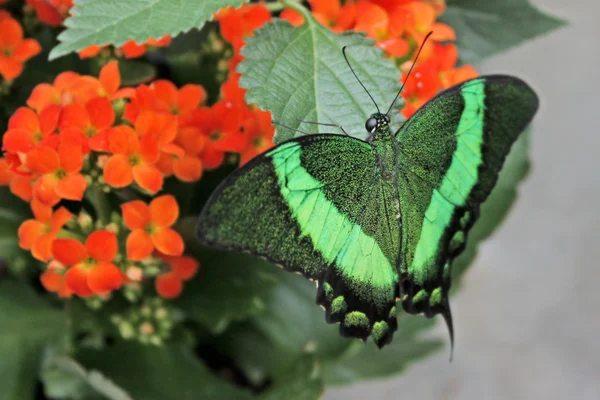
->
[326, 0, 600, 399]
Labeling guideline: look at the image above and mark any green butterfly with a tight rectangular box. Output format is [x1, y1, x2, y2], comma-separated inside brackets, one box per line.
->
[196, 52, 538, 349]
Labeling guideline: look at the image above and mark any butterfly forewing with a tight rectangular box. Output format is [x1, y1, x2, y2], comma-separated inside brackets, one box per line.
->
[395, 76, 539, 329]
[197, 134, 401, 347]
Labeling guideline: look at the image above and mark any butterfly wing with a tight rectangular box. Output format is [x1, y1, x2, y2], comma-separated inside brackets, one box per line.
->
[197, 134, 400, 347]
[396, 76, 539, 337]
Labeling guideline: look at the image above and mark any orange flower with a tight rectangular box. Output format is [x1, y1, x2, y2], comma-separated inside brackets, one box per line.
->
[123, 81, 206, 123]
[40, 260, 73, 298]
[134, 110, 178, 147]
[27, 71, 80, 112]
[52, 230, 122, 297]
[240, 109, 274, 165]
[216, 4, 271, 52]
[59, 97, 115, 152]
[151, 80, 207, 116]
[2, 105, 60, 154]
[103, 125, 163, 193]
[0, 16, 42, 81]
[121, 195, 184, 261]
[154, 254, 199, 299]
[26, 142, 86, 204]
[18, 202, 71, 261]
[26, 0, 73, 27]
[187, 101, 249, 169]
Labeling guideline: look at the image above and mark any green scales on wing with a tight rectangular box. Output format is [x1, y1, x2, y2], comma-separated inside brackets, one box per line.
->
[196, 76, 539, 348]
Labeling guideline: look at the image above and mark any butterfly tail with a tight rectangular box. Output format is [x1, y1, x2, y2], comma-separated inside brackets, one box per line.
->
[317, 267, 399, 348]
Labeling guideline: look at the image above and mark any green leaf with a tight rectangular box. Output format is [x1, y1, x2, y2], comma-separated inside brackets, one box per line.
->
[43, 356, 133, 400]
[0, 280, 65, 400]
[440, 0, 566, 63]
[49, 0, 249, 60]
[258, 356, 323, 400]
[0, 188, 30, 261]
[217, 269, 352, 386]
[321, 317, 442, 385]
[176, 249, 279, 334]
[451, 129, 531, 285]
[118, 59, 157, 86]
[239, 15, 401, 144]
[77, 342, 252, 400]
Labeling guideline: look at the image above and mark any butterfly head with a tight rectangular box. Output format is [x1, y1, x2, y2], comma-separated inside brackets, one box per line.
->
[365, 113, 391, 134]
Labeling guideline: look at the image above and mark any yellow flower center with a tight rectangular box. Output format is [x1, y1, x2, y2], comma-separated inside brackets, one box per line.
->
[129, 154, 141, 166]
[84, 125, 98, 138]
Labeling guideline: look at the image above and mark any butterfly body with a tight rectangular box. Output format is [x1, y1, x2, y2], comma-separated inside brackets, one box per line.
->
[197, 76, 538, 348]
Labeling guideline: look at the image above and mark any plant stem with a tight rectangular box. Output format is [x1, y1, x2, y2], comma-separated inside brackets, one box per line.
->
[87, 184, 112, 225]
[278, 0, 311, 19]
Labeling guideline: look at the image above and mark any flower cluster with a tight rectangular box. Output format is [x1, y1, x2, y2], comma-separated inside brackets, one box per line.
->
[0, 10, 41, 82]
[1, 61, 201, 300]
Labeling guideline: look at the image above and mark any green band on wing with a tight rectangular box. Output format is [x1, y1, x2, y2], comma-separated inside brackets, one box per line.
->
[410, 79, 486, 283]
[270, 142, 397, 296]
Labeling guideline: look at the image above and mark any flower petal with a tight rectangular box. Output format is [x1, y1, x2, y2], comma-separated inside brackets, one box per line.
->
[40, 269, 63, 292]
[12, 38, 41, 62]
[26, 146, 60, 173]
[88, 262, 123, 294]
[65, 264, 94, 297]
[86, 230, 118, 262]
[177, 84, 207, 114]
[27, 83, 60, 112]
[31, 233, 55, 262]
[99, 60, 120, 96]
[87, 96, 115, 130]
[103, 154, 133, 188]
[152, 227, 184, 256]
[58, 103, 89, 130]
[52, 238, 87, 266]
[173, 155, 203, 182]
[132, 163, 163, 194]
[126, 229, 154, 261]
[121, 200, 151, 229]
[0, 18, 23, 48]
[18, 219, 44, 250]
[155, 272, 183, 299]
[169, 255, 199, 281]
[149, 195, 179, 227]
[8, 107, 39, 132]
[55, 173, 86, 200]
[108, 125, 139, 155]
[58, 141, 83, 173]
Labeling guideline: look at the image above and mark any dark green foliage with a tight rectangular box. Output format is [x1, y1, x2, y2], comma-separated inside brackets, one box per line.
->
[440, 0, 567, 63]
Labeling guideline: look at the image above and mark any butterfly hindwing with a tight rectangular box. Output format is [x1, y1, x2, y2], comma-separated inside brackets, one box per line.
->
[197, 134, 400, 347]
[396, 76, 539, 328]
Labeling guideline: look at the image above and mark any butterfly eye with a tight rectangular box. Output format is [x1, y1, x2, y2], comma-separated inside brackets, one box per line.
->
[384, 115, 390, 123]
[365, 117, 378, 133]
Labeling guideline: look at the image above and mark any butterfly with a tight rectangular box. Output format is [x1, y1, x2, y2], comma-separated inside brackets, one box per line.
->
[196, 40, 538, 350]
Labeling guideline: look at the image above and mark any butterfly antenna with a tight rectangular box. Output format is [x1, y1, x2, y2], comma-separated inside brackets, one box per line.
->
[385, 31, 434, 116]
[442, 307, 455, 362]
[342, 46, 381, 114]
